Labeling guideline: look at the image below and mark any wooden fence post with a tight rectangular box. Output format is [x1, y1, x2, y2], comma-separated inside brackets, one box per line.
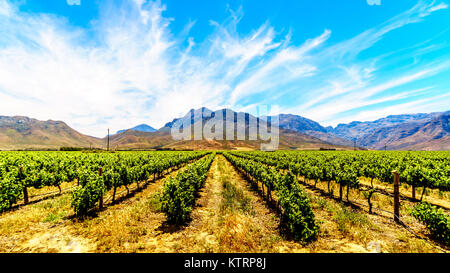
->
[392, 170, 400, 223]
[20, 166, 29, 205]
[99, 167, 103, 209]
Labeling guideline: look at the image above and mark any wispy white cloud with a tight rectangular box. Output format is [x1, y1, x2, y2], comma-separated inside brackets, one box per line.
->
[0, 0, 14, 17]
[0, 0, 319, 136]
[294, 63, 449, 124]
[285, 0, 450, 125]
[0, 0, 448, 137]
[427, 2, 448, 13]
[229, 29, 331, 104]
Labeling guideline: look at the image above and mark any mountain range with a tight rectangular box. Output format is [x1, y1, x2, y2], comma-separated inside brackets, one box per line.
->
[0, 116, 101, 150]
[327, 111, 449, 150]
[0, 108, 448, 151]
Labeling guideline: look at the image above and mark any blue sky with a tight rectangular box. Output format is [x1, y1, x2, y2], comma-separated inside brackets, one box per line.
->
[0, 0, 449, 137]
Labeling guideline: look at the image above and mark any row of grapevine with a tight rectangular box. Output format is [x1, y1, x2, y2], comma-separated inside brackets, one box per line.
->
[229, 151, 450, 202]
[160, 153, 215, 224]
[71, 152, 208, 216]
[411, 202, 450, 245]
[228, 151, 361, 202]
[0, 151, 207, 214]
[223, 152, 319, 243]
[0, 152, 82, 210]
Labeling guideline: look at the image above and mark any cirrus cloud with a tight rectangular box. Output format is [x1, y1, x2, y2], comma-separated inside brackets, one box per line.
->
[0, 0, 448, 137]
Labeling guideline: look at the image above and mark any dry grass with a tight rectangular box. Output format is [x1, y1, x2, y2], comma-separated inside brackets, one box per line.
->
[0, 193, 79, 252]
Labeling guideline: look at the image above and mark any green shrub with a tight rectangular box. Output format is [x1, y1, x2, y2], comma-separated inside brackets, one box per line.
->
[71, 174, 105, 216]
[160, 177, 194, 224]
[278, 173, 319, 242]
[160, 154, 214, 224]
[0, 177, 23, 213]
[411, 202, 450, 245]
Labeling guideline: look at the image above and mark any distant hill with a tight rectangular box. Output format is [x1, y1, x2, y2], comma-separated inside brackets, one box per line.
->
[153, 108, 352, 151]
[354, 112, 450, 150]
[267, 111, 449, 150]
[329, 112, 443, 140]
[116, 124, 157, 135]
[109, 129, 349, 151]
[0, 116, 103, 150]
[108, 130, 177, 150]
[326, 111, 449, 150]
[271, 113, 354, 147]
[0, 108, 448, 151]
[277, 114, 327, 133]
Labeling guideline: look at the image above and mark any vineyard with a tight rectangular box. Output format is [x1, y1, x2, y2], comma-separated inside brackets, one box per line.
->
[0, 150, 449, 253]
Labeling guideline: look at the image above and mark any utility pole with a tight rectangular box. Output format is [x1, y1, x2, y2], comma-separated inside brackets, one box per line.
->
[384, 143, 387, 151]
[107, 128, 110, 151]
[353, 139, 356, 151]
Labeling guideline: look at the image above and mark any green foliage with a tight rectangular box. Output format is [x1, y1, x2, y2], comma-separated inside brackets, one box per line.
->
[278, 173, 319, 242]
[227, 150, 449, 219]
[160, 153, 215, 224]
[0, 176, 23, 212]
[160, 176, 194, 224]
[224, 153, 319, 243]
[411, 202, 450, 245]
[0, 150, 207, 215]
[71, 174, 105, 216]
[335, 166, 360, 189]
[228, 150, 449, 193]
